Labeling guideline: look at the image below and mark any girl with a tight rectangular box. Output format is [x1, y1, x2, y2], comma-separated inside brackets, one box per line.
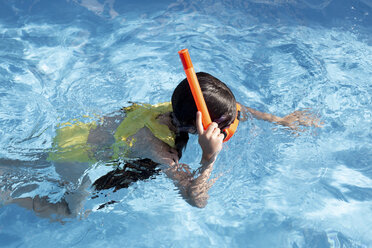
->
[0, 72, 321, 218]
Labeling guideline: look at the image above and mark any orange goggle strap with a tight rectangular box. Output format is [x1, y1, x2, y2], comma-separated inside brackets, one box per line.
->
[222, 103, 241, 142]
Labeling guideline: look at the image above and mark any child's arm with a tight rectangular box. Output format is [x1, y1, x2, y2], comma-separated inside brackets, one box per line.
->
[164, 111, 224, 208]
[240, 104, 323, 131]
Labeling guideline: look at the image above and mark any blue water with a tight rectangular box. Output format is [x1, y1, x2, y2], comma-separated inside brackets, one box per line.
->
[0, 0, 371, 247]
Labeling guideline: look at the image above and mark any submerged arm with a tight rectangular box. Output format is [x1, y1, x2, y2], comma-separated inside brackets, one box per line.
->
[164, 111, 224, 208]
[241, 105, 281, 123]
[240, 104, 323, 131]
[165, 154, 218, 208]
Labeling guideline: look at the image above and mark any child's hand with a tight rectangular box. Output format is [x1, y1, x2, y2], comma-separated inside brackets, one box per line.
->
[278, 109, 323, 131]
[196, 111, 224, 164]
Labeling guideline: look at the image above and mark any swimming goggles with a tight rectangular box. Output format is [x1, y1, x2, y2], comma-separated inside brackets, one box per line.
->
[178, 49, 240, 142]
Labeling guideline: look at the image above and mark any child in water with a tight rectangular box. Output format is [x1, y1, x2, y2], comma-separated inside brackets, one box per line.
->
[1, 72, 321, 218]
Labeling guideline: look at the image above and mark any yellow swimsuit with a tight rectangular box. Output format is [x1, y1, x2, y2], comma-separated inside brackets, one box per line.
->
[48, 102, 175, 163]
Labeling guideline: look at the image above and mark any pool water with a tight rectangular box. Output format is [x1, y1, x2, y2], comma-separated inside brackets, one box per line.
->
[0, 0, 371, 247]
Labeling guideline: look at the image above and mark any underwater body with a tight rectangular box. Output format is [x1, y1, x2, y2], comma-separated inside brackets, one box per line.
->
[0, 0, 372, 247]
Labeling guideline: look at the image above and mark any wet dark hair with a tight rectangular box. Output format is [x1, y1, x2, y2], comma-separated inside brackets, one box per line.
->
[171, 72, 237, 158]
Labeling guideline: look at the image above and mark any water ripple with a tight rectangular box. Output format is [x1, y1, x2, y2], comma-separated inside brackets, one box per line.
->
[0, 0, 371, 247]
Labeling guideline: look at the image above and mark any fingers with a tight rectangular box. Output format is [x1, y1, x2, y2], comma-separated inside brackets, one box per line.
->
[207, 123, 224, 142]
[196, 111, 204, 135]
[217, 133, 225, 142]
[196, 112, 223, 137]
[291, 110, 324, 128]
[211, 124, 221, 137]
[196, 111, 223, 143]
[204, 122, 219, 138]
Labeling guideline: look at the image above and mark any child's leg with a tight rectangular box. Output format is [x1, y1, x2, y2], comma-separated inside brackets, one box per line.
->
[0, 152, 50, 168]
[0, 156, 92, 219]
[10, 196, 71, 219]
[1, 174, 91, 220]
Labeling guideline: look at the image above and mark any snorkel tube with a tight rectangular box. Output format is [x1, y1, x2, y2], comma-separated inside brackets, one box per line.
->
[178, 49, 240, 142]
[178, 49, 212, 130]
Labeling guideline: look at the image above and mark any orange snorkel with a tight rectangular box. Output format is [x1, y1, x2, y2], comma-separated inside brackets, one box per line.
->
[178, 49, 212, 130]
[178, 49, 240, 142]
